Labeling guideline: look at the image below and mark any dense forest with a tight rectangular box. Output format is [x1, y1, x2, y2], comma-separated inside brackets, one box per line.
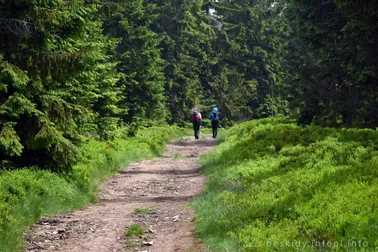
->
[1, 0, 377, 170]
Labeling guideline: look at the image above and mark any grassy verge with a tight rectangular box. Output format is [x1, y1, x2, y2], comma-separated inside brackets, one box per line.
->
[192, 117, 378, 251]
[0, 125, 186, 252]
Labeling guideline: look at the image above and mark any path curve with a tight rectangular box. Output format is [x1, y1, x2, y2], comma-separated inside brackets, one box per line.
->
[26, 135, 215, 252]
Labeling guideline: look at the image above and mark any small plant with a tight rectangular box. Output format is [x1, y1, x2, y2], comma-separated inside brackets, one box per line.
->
[125, 223, 145, 237]
[124, 223, 148, 248]
[172, 153, 185, 160]
[133, 207, 153, 214]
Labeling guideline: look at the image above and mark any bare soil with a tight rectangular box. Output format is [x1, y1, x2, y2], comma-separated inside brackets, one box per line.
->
[25, 135, 215, 252]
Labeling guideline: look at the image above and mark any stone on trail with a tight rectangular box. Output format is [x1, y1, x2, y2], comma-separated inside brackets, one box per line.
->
[142, 241, 154, 246]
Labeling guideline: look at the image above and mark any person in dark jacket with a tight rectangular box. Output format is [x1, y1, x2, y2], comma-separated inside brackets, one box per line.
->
[208, 107, 219, 138]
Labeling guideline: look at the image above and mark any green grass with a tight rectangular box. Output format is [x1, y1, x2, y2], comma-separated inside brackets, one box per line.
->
[0, 125, 186, 252]
[192, 117, 378, 252]
[172, 153, 185, 160]
[133, 207, 153, 214]
[124, 223, 152, 248]
[125, 223, 145, 237]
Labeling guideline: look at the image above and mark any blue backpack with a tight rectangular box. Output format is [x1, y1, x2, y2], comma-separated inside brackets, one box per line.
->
[209, 108, 218, 120]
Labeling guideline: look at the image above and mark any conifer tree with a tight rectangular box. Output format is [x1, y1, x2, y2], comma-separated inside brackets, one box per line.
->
[286, 0, 378, 127]
[103, 0, 167, 130]
[206, 0, 289, 121]
[0, 0, 120, 171]
[149, 0, 211, 124]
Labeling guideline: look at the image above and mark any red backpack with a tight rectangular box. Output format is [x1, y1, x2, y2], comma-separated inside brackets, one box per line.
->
[192, 109, 200, 121]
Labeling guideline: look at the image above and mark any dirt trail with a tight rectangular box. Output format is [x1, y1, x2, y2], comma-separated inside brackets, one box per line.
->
[26, 135, 215, 252]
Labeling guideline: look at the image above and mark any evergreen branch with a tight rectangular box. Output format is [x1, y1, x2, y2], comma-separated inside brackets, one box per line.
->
[0, 18, 36, 37]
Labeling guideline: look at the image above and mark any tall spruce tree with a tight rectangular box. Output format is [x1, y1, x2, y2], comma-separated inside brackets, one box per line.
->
[103, 0, 167, 131]
[0, 0, 120, 171]
[285, 0, 378, 127]
[207, 0, 289, 121]
[149, 0, 211, 124]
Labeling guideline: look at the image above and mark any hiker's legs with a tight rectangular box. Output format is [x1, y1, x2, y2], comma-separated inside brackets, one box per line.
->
[193, 121, 200, 139]
[211, 120, 218, 138]
[195, 124, 200, 139]
[193, 122, 197, 138]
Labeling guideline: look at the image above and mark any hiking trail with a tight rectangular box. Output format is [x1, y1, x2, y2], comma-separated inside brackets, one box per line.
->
[26, 135, 215, 252]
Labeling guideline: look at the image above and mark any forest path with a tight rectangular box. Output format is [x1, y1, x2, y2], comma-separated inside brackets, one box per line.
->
[26, 135, 215, 252]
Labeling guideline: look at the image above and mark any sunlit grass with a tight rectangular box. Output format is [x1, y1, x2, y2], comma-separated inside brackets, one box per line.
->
[125, 223, 145, 237]
[192, 117, 378, 251]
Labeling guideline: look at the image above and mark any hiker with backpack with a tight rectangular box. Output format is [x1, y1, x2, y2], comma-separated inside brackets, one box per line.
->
[191, 107, 202, 139]
[208, 107, 219, 138]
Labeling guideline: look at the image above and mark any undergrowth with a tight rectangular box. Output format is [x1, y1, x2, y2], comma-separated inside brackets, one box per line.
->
[192, 117, 378, 251]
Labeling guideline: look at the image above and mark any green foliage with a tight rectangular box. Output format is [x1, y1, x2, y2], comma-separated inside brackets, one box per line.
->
[286, 0, 378, 127]
[0, 0, 121, 171]
[125, 223, 145, 237]
[205, 0, 290, 122]
[192, 117, 378, 251]
[0, 122, 23, 157]
[149, 0, 211, 124]
[0, 168, 89, 251]
[1, 0, 376, 174]
[103, 0, 166, 128]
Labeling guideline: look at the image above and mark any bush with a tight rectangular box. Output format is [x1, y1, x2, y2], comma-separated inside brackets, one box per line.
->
[192, 117, 378, 251]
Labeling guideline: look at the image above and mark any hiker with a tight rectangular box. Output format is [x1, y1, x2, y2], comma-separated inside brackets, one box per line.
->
[191, 107, 202, 139]
[208, 107, 219, 138]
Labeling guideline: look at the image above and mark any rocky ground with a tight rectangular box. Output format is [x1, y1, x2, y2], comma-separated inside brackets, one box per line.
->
[25, 135, 215, 252]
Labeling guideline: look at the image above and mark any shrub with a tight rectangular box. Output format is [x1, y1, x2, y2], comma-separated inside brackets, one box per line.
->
[193, 117, 378, 251]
